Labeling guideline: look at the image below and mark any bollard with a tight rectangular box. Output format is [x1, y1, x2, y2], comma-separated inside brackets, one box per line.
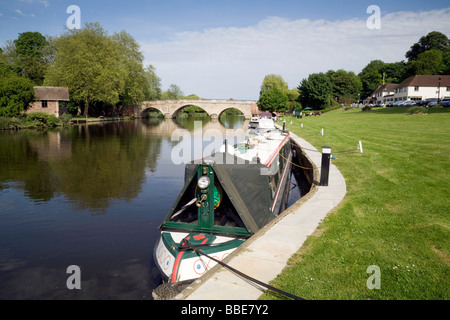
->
[320, 146, 331, 186]
[283, 120, 286, 130]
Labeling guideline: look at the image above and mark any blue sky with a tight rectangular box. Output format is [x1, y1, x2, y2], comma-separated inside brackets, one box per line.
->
[1, 0, 450, 99]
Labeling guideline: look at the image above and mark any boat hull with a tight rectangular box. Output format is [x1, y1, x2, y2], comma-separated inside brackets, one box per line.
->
[154, 231, 245, 283]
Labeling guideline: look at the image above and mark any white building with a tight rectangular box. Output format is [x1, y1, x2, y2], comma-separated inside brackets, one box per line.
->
[373, 83, 397, 104]
[372, 75, 450, 104]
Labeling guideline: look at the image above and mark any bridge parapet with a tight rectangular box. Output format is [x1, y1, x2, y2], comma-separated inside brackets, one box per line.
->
[140, 99, 257, 119]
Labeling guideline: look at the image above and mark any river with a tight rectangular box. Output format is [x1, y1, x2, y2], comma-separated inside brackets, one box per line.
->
[0, 115, 303, 300]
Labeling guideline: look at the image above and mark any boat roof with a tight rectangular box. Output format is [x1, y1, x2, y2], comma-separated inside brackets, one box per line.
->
[187, 129, 290, 233]
[161, 124, 291, 235]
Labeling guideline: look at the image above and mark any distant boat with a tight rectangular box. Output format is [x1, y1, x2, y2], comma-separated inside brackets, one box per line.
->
[248, 115, 259, 128]
[154, 119, 293, 283]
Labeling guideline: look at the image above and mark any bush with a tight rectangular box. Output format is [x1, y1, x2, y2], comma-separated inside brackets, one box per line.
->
[59, 113, 72, 126]
[1, 113, 71, 130]
[407, 106, 427, 115]
[23, 112, 61, 129]
[362, 105, 372, 112]
[0, 117, 23, 130]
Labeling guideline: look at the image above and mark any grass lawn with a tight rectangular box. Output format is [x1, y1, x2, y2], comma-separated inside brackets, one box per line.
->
[261, 107, 450, 300]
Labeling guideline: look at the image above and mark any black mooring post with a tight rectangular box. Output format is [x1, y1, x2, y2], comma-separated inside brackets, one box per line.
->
[282, 120, 286, 130]
[223, 139, 227, 164]
[320, 146, 331, 186]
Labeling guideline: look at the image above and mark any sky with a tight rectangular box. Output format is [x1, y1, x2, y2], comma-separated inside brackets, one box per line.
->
[1, 0, 450, 100]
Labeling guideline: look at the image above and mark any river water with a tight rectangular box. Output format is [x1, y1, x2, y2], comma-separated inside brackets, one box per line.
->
[0, 116, 302, 300]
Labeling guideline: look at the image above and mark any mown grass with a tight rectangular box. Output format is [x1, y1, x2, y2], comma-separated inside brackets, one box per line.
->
[261, 107, 450, 300]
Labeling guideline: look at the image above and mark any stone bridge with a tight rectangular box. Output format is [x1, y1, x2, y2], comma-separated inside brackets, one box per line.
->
[140, 99, 258, 119]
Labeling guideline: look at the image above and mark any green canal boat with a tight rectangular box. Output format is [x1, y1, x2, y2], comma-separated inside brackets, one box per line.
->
[154, 121, 293, 283]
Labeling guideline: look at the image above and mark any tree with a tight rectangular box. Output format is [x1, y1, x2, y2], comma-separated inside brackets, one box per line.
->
[164, 84, 184, 100]
[144, 65, 162, 100]
[44, 23, 126, 117]
[6, 32, 50, 85]
[405, 49, 444, 76]
[257, 88, 288, 113]
[358, 60, 385, 99]
[406, 31, 449, 61]
[0, 73, 35, 117]
[260, 74, 289, 94]
[297, 73, 332, 110]
[327, 69, 362, 103]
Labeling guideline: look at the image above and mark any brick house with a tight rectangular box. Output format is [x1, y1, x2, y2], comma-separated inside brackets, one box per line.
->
[27, 86, 70, 118]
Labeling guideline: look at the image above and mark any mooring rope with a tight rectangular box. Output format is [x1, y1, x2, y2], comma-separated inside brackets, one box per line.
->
[170, 198, 197, 220]
[178, 238, 306, 301]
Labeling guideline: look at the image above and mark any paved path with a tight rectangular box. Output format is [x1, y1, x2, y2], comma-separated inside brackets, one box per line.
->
[175, 130, 347, 300]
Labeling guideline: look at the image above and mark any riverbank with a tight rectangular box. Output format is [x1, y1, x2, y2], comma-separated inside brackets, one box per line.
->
[0, 113, 72, 130]
[262, 107, 449, 300]
[69, 115, 136, 124]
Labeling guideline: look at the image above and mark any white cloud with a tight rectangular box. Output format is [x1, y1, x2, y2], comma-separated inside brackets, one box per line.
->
[16, 0, 49, 7]
[15, 9, 25, 16]
[140, 8, 450, 100]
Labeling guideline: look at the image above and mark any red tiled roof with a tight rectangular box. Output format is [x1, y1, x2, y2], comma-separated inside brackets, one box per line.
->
[374, 83, 398, 93]
[397, 75, 450, 88]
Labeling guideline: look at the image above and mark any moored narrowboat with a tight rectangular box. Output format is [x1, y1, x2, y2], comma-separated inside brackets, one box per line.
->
[154, 120, 293, 284]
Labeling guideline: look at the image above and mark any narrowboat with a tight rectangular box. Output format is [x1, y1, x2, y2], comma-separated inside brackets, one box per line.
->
[154, 120, 293, 284]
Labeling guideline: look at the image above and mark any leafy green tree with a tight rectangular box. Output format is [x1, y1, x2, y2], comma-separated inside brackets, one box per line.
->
[112, 31, 149, 106]
[297, 73, 332, 110]
[358, 60, 385, 99]
[257, 88, 288, 113]
[0, 73, 35, 117]
[8, 32, 49, 85]
[44, 23, 126, 117]
[379, 62, 406, 84]
[406, 31, 449, 61]
[163, 84, 184, 100]
[327, 69, 362, 103]
[260, 74, 289, 94]
[442, 47, 450, 75]
[405, 49, 444, 76]
[144, 65, 162, 100]
[286, 88, 300, 101]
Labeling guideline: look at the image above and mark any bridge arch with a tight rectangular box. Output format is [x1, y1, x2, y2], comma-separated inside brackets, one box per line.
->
[218, 107, 245, 118]
[172, 104, 210, 118]
[141, 107, 164, 118]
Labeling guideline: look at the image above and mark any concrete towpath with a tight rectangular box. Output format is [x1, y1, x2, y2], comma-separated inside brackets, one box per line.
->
[175, 130, 347, 300]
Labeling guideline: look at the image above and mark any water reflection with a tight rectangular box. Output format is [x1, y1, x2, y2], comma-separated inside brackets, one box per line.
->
[0, 115, 247, 299]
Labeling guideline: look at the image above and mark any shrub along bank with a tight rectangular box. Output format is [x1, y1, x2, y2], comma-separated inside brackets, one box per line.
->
[0, 113, 72, 130]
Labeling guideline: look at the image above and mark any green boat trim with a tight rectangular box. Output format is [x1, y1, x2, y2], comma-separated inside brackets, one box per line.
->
[161, 231, 246, 260]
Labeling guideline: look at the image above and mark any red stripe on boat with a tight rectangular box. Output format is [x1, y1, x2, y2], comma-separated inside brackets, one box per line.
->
[171, 251, 185, 283]
[264, 135, 289, 167]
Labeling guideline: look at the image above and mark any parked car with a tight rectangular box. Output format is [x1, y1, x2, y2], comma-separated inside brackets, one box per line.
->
[440, 100, 450, 107]
[416, 100, 428, 106]
[427, 99, 439, 107]
[404, 100, 417, 106]
[392, 100, 405, 106]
